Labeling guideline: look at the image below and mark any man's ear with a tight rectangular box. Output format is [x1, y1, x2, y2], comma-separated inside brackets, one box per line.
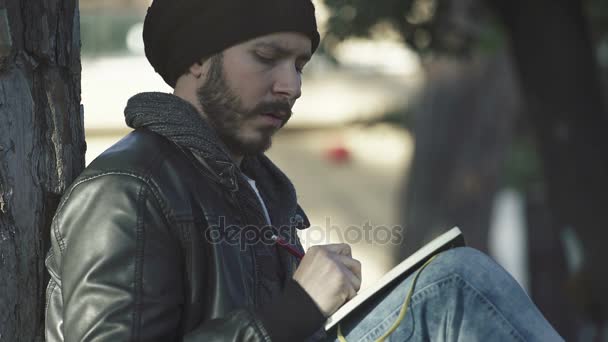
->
[189, 60, 205, 79]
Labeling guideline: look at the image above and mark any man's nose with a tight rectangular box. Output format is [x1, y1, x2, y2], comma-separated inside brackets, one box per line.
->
[272, 63, 302, 102]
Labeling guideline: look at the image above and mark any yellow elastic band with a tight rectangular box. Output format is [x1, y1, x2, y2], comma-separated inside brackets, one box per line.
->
[337, 255, 437, 342]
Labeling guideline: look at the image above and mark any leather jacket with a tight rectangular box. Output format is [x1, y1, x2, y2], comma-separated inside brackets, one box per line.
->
[44, 129, 322, 341]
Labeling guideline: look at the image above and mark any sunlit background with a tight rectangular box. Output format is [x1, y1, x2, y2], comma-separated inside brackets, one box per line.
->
[79, 0, 608, 340]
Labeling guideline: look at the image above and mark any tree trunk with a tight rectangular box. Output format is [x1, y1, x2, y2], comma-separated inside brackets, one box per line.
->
[491, 0, 608, 328]
[0, 1, 84, 341]
[524, 184, 579, 340]
[397, 52, 519, 260]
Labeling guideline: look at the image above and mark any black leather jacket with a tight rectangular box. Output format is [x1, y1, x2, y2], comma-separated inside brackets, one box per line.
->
[44, 129, 323, 341]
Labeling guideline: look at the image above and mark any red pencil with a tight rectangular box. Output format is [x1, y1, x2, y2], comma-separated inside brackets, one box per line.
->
[271, 235, 305, 260]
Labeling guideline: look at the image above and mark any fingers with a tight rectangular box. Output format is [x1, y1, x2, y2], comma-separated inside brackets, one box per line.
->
[342, 267, 361, 301]
[306, 244, 362, 292]
[310, 243, 352, 257]
[294, 243, 362, 315]
[334, 254, 362, 288]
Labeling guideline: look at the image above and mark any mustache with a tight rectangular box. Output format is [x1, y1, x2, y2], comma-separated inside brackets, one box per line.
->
[251, 101, 293, 119]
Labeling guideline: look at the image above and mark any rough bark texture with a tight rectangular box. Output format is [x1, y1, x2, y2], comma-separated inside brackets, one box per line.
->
[0, 1, 84, 341]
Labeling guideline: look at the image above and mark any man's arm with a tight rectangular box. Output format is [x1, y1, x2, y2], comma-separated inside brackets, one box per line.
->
[47, 173, 287, 341]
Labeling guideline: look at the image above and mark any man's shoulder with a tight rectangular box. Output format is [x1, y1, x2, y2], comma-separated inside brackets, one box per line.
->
[84, 129, 186, 179]
[62, 129, 201, 218]
[71, 129, 202, 203]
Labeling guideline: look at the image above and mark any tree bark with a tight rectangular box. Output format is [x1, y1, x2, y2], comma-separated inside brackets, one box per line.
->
[0, 1, 84, 341]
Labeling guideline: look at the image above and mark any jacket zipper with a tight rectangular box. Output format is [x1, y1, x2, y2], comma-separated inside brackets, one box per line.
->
[231, 191, 259, 308]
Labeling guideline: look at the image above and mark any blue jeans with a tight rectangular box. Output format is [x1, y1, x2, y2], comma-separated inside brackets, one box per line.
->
[325, 247, 563, 341]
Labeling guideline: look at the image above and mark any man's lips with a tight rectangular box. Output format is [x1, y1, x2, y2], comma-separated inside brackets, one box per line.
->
[262, 112, 288, 120]
[259, 113, 285, 128]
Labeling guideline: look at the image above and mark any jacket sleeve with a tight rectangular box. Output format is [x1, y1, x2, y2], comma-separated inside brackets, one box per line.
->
[50, 173, 273, 341]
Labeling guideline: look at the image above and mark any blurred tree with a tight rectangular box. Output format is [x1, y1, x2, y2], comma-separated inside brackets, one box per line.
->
[0, 1, 85, 341]
[324, 0, 608, 338]
[489, 0, 608, 332]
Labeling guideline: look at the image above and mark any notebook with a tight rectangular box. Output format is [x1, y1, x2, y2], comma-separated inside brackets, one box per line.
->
[324, 227, 465, 331]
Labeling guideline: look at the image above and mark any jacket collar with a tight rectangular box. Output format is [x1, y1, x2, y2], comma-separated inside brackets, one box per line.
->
[124, 92, 310, 230]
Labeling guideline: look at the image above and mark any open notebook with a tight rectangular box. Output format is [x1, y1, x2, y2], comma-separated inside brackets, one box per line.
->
[324, 227, 465, 331]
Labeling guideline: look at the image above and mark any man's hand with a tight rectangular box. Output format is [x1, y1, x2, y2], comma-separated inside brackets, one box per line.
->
[292, 243, 362, 317]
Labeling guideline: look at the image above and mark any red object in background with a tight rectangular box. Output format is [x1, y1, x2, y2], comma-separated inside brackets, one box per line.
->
[326, 146, 351, 163]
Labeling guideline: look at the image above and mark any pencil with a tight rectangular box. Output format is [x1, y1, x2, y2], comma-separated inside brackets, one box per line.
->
[271, 235, 305, 260]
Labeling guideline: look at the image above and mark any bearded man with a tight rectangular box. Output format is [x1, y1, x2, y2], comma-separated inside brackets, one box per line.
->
[44, 0, 562, 341]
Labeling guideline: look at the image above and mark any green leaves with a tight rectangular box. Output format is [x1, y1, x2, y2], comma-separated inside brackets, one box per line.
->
[322, 0, 500, 56]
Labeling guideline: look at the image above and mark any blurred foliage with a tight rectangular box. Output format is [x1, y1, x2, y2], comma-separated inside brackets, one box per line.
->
[502, 135, 544, 191]
[79, 0, 150, 11]
[323, 0, 608, 58]
[80, 11, 141, 56]
[323, 0, 494, 56]
[586, 0, 608, 38]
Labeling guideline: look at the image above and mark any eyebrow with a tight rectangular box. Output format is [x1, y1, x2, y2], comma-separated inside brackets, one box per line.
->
[253, 42, 312, 62]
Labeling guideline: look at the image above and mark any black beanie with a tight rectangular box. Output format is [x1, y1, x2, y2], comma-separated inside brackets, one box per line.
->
[143, 0, 320, 88]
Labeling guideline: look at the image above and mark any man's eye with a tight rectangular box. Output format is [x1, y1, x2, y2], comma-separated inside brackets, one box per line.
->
[256, 54, 276, 64]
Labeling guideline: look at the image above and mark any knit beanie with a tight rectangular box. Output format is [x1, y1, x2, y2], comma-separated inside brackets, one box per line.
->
[143, 0, 320, 88]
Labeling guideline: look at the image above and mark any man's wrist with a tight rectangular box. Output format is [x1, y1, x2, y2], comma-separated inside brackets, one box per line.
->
[257, 278, 325, 341]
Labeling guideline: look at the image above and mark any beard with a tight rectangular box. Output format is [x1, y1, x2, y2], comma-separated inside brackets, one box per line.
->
[196, 53, 292, 156]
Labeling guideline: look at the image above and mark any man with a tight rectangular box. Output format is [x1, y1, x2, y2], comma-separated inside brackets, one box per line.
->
[44, 0, 562, 341]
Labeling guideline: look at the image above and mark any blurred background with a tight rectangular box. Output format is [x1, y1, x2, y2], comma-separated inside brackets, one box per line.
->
[80, 0, 608, 340]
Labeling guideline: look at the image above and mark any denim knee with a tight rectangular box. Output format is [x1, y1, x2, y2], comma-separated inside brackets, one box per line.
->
[439, 246, 491, 267]
[429, 247, 503, 287]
